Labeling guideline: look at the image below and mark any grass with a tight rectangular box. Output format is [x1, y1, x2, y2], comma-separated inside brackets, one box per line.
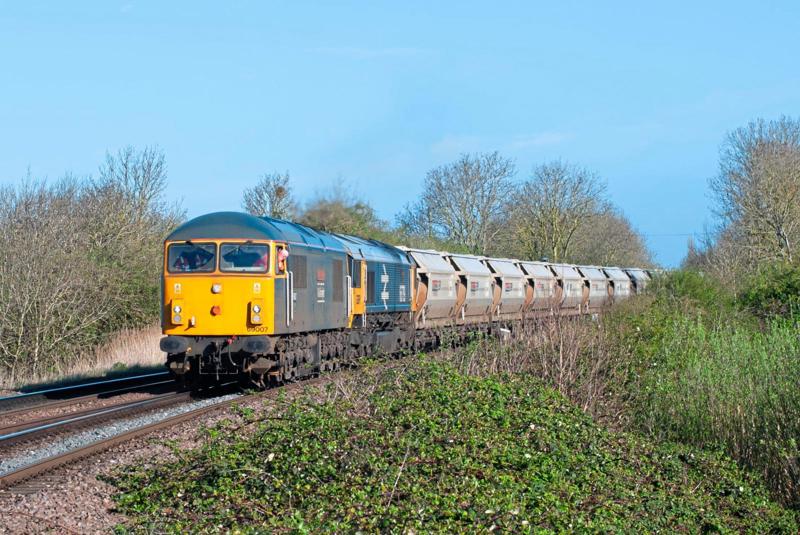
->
[593, 270, 800, 509]
[626, 312, 800, 509]
[106, 358, 796, 533]
[1, 324, 164, 391]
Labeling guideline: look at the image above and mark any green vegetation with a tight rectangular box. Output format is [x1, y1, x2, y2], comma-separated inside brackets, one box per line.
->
[108, 359, 795, 533]
[605, 270, 800, 509]
[629, 314, 800, 508]
[739, 263, 800, 319]
[106, 268, 800, 529]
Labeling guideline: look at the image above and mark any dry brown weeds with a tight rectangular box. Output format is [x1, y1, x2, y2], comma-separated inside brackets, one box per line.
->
[1, 324, 164, 389]
[434, 316, 627, 423]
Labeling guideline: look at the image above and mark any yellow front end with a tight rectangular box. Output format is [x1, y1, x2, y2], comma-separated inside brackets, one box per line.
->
[162, 239, 277, 337]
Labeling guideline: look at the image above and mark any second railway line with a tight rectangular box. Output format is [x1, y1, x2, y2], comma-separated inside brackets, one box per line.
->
[0, 376, 327, 497]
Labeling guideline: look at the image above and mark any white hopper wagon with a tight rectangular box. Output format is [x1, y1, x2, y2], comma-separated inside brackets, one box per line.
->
[550, 264, 585, 314]
[603, 267, 633, 303]
[400, 248, 459, 328]
[483, 257, 527, 318]
[517, 261, 560, 313]
[577, 266, 612, 311]
[447, 254, 495, 323]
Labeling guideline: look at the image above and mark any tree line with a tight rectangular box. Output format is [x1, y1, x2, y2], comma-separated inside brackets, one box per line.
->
[0, 147, 181, 384]
[243, 153, 654, 267]
[0, 146, 651, 383]
[686, 115, 800, 292]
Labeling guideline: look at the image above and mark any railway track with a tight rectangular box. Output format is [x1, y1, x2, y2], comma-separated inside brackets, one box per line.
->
[0, 377, 323, 496]
[0, 391, 193, 447]
[0, 371, 173, 414]
[0, 379, 177, 424]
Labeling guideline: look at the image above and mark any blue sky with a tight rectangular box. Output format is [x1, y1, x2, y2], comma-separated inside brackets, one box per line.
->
[1, 2, 799, 266]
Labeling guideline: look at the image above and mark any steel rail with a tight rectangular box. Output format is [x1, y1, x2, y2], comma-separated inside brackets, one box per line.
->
[0, 391, 191, 441]
[0, 371, 171, 401]
[0, 371, 172, 413]
[0, 379, 176, 420]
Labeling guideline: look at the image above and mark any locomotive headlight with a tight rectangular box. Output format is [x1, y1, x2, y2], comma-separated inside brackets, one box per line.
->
[250, 300, 264, 324]
[170, 300, 184, 325]
[211, 283, 222, 294]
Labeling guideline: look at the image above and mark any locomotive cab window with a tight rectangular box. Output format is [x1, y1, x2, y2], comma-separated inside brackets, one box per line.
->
[275, 244, 287, 274]
[168, 243, 216, 273]
[220, 243, 269, 273]
[349, 258, 361, 288]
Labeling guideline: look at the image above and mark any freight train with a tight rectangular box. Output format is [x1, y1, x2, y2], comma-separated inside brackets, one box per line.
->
[159, 212, 651, 388]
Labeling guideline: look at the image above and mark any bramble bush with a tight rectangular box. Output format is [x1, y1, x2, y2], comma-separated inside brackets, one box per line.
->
[739, 263, 800, 319]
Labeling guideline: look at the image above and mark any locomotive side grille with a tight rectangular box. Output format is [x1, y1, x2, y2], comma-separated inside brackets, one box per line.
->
[292, 255, 308, 289]
[332, 259, 343, 302]
[366, 270, 376, 305]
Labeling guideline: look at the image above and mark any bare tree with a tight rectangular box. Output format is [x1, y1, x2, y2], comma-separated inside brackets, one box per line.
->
[397, 152, 516, 254]
[99, 146, 165, 203]
[510, 160, 606, 262]
[396, 199, 439, 244]
[242, 171, 296, 219]
[569, 207, 653, 267]
[0, 147, 183, 385]
[710, 116, 800, 264]
[90, 146, 181, 249]
[682, 225, 755, 293]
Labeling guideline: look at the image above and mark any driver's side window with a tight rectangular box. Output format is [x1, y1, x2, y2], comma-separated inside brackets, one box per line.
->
[276, 245, 287, 274]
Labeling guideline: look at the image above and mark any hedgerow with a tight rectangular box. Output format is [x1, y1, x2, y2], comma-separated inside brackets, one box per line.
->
[0, 147, 182, 387]
[107, 359, 796, 533]
[599, 271, 800, 509]
[739, 263, 800, 319]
